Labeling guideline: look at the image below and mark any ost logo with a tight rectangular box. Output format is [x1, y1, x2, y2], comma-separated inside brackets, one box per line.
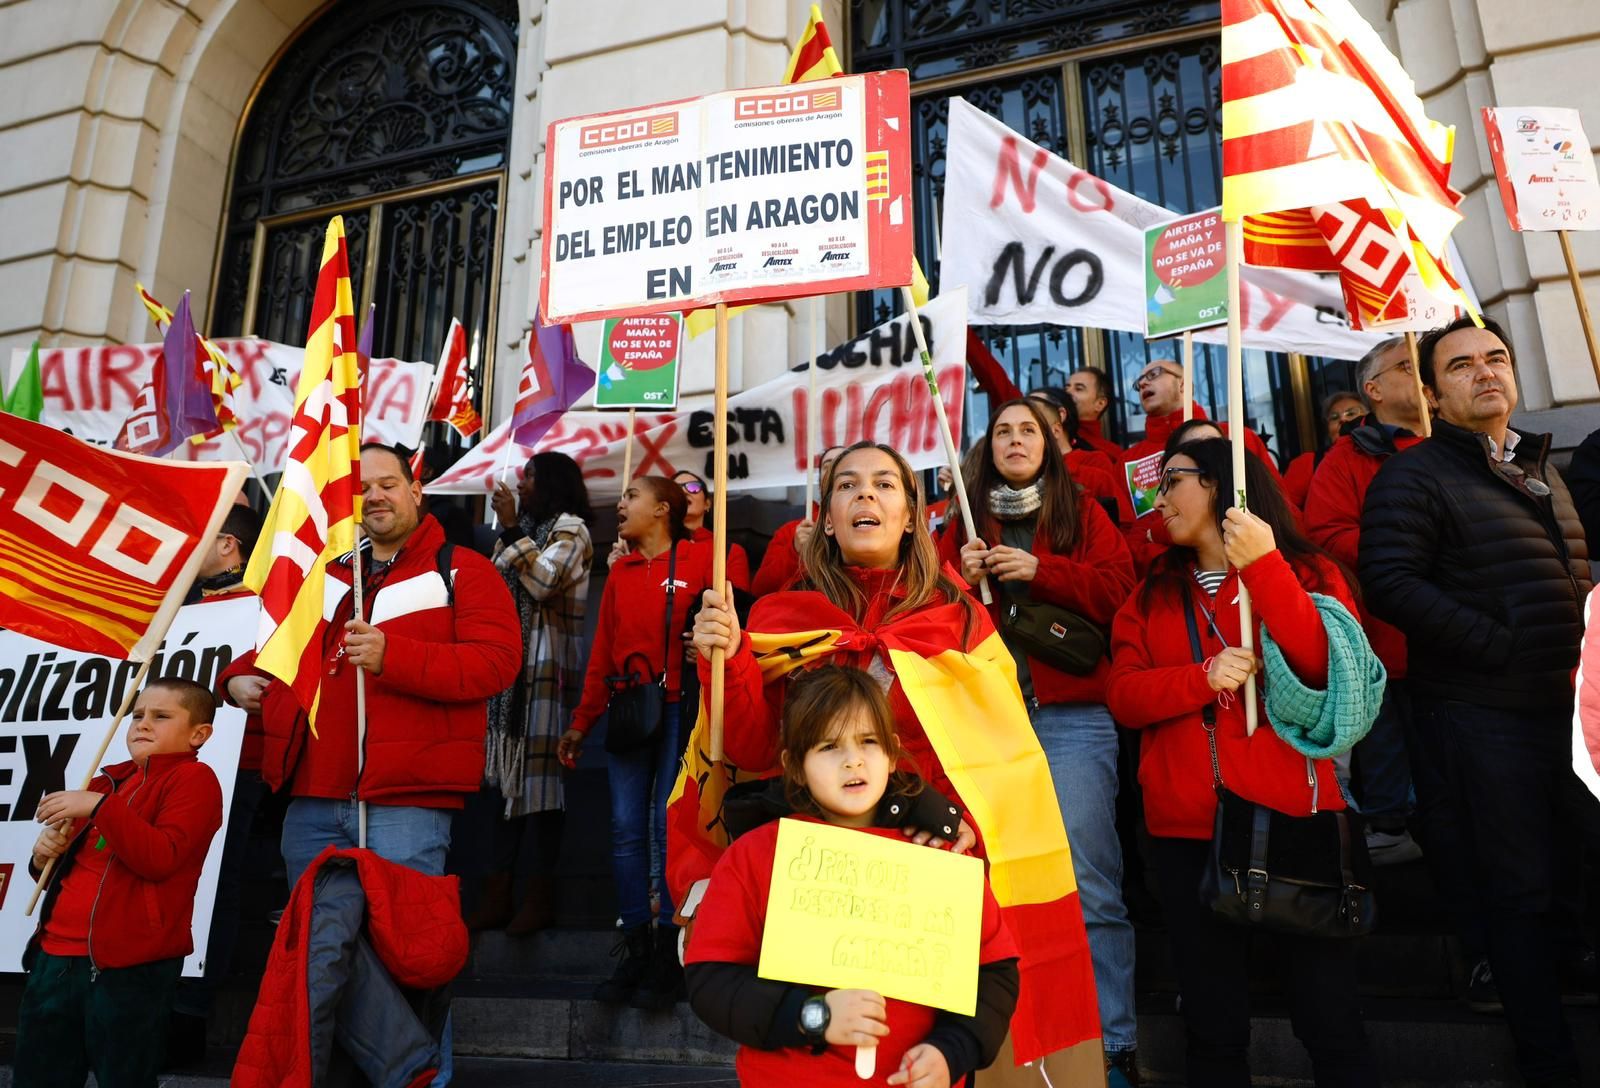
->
[762, 256, 794, 267]
[734, 88, 841, 120]
[819, 250, 852, 263]
[579, 113, 678, 149]
[710, 261, 738, 273]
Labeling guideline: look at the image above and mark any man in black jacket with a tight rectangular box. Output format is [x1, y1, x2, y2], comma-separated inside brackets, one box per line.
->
[1359, 315, 1596, 1088]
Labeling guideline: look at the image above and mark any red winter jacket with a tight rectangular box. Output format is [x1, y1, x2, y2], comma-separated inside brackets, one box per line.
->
[1283, 451, 1317, 510]
[1120, 405, 1285, 574]
[28, 752, 222, 969]
[1106, 550, 1352, 840]
[1065, 448, 1126, 522]
[937, 498, 1135, 705]
[231, 847, 467, 1088]
[233, 515, 520, 809]
[752, 512, 819, 596]
[689, 526, 751, 593]
[1076, 417, 1124, 463]
[1303, 430, 1424, 678]
[571, 537, 714, 735]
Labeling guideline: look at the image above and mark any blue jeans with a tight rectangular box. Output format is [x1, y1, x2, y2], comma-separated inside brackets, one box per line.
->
[1031, 701, 1137, 1054]
[607, 702, 681, 927]
[1350, 680, 1413, 824]
[281, 797, 456, 1085]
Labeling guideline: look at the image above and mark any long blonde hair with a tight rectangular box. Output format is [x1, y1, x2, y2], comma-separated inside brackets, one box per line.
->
[797, 442, 975, 632]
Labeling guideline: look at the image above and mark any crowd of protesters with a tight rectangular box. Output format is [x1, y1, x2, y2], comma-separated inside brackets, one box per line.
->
[16, 312, 1600, 1088]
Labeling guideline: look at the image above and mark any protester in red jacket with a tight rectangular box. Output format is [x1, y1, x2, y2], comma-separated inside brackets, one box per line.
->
[1282, 390, 1367, 509]
[750, 445, 845, 595]
[1066, 367, 1125, 462]
[1106, 438, 1375, 1085]
[673, 469, 751, 592]
[560, 475, 713, 1013]
[937, 397, 1139, 1079]
[18, 678, 223, 1087]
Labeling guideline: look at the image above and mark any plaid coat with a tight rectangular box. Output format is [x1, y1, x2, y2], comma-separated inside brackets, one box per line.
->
[486, 513, 592, 816]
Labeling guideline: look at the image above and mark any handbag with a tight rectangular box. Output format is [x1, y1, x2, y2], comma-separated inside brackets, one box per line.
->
[603, 544, 677, 754]
[999, 598, 1108, 676]
[1182, 590, 1376, 939]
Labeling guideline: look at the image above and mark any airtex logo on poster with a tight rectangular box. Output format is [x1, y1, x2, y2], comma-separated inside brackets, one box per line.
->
[734, 88, 840, 120]
[580, 112, 679, 149]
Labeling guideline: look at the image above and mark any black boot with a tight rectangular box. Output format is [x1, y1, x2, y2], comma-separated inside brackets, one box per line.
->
[593, 924, 653, 1003]
[630, 924, 684, 1011]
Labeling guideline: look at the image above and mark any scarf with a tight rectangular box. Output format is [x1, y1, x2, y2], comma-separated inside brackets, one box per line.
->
[988, 479, 1044, 520]
[485, 513, 559, 754]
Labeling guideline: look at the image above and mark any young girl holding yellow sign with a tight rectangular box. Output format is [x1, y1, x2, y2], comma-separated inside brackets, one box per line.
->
[685, 666, 1019, 1087]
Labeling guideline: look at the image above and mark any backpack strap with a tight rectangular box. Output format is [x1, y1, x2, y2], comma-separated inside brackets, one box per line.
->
[435, 542, 456, 606]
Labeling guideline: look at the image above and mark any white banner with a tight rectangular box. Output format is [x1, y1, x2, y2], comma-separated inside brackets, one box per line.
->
[0, 598, 252, 976]
[1484, 106, 1600, 232]
[430, 288, 970, 496]
[939, 97, 1432, 361]
[541, 72, 913, 323]
[6, 340, 434, 476]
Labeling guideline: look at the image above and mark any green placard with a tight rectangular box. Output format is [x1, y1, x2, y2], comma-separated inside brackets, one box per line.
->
[1144, 208, 1227, 339]
[595, 314, 683, 409]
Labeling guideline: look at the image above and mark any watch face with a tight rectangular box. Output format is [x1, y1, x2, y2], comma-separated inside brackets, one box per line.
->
[800, 1000, 827, 1032]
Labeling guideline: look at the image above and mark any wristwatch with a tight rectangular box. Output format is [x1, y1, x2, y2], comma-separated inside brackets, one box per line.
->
[799, 995, 830, 1054]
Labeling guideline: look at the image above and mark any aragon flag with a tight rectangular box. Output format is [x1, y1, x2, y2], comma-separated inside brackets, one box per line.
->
[244, 216, 363, 734]
[666, 591, 1102, 1074]
[1220, 0, 1465, 327]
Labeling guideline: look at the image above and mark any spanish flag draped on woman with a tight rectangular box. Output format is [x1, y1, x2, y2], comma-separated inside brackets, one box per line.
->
[670, 442, 1101, 1075]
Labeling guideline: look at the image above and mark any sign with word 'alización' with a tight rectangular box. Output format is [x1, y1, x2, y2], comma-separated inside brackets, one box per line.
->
[426, 288, 969, 497]
[1482, 106, 1600, 232]
[757, 819, 984, 1015]
[1145, 208, 1227, 338]
[594, 315, 684, 410]
[0, 598, 251, 976]
[540, 72, 914, 323]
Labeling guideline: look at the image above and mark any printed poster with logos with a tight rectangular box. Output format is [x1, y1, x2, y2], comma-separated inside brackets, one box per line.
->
[594, 315, 684, 410]
[1124, 452, 1164, 521]
[1483, 106, 1600, 231]
[757, 819, 985, 1015]
[540, 71, 913, 323]
[0, 598, 251, 976]
[1145, 208, 1227, 339]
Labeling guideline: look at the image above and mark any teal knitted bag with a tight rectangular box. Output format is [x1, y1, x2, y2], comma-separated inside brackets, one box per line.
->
[1260, 593, 1386, 760]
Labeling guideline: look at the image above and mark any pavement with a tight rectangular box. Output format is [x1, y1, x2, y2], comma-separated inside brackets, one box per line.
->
[0, 1060, 740, 1087]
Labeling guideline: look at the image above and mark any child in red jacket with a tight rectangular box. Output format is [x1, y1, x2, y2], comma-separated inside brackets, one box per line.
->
[685, 665, 1019, 1088]
[17, 677, 225, 1088]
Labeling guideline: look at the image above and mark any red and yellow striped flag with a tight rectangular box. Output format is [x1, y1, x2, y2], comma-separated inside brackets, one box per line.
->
[1221, 0, 1464, 328]
[244, 217, 363, 733]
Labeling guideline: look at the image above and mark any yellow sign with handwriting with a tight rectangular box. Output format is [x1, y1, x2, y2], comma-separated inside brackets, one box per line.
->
[757, 818, 984, 1015]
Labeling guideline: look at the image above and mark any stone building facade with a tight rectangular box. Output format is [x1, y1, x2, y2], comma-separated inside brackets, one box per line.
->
[0, 0, 1594, 458]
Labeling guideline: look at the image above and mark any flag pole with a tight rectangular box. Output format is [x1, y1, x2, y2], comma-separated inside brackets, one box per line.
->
[621, 408, 636, 485]
[900, 285, 991, 607]
[1558, 229, 1600, 389]
[1403, 332, 1432, 438]
[26, 653, 157, 916]
[1182, 330, 1195, 422]
[1224, 224, 1259, 736]
[351, 537, 369, 848]
[805, 296, 821, 517]
[709, 303, 730, 763]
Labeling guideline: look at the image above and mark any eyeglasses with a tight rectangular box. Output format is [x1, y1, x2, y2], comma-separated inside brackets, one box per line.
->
[1159, 466, 1206, 494]
[1132, 366, 1181, 390]
[1326, 405, 1367, 424]
[1369, 359, 1415, 382]
[677, 480, 706, 495]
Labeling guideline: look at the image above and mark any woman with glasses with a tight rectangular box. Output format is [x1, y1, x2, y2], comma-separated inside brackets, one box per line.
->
[1106, 438, 1377, 1087]
[1283, 391, 1368, 509]
[673, 469, 751, 593]
[935, 398, 1142, 1085]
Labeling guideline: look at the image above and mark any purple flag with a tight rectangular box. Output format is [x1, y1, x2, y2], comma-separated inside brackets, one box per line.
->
[510, 308, 595, 448]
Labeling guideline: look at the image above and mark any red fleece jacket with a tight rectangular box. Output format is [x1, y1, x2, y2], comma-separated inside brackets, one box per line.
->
[1303, 431, 1424, 678]
[752, 509, 821, 596]
[571, 538, 714, 734]
[1065, 448, 1126, 522]
[1077, 417, 1124, 462]
[28, 752, 222, 969]
[1106, 551, 1352, 840]
[689, 526, 751, 593]
[937, 498, 1135, 705]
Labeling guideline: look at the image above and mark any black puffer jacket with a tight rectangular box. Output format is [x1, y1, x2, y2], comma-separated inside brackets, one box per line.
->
[1359, 418, 1591, 712]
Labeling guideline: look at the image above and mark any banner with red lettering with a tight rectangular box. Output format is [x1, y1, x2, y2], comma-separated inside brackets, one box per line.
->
[429, 288, 968, 496]
[5, 340, 433, 475]
[939, 96, 1416, 360]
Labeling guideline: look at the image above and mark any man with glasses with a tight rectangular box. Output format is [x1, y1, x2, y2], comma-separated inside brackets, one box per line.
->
[1360, 315, 1597, 1088]
[1066, 367, 1125, 461]
[1117, 357, 1279, 573]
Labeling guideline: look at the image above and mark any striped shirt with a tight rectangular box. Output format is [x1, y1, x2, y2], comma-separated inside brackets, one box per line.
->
[1193, 569, 1228, 598]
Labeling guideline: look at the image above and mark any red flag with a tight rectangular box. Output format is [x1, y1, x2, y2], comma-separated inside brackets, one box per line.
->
[0, 415, 247, 659]
[427, 318, 482, 438]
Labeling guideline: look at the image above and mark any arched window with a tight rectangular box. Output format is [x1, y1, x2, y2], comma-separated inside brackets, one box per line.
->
[211, 0, 518, 430]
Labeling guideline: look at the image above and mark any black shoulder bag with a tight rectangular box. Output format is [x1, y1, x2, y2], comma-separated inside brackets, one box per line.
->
[1182, 590, 1376, 939]
[603, 544, 677, 755]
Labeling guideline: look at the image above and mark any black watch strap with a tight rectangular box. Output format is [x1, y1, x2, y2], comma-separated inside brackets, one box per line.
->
[799, 995, 830, 1054]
